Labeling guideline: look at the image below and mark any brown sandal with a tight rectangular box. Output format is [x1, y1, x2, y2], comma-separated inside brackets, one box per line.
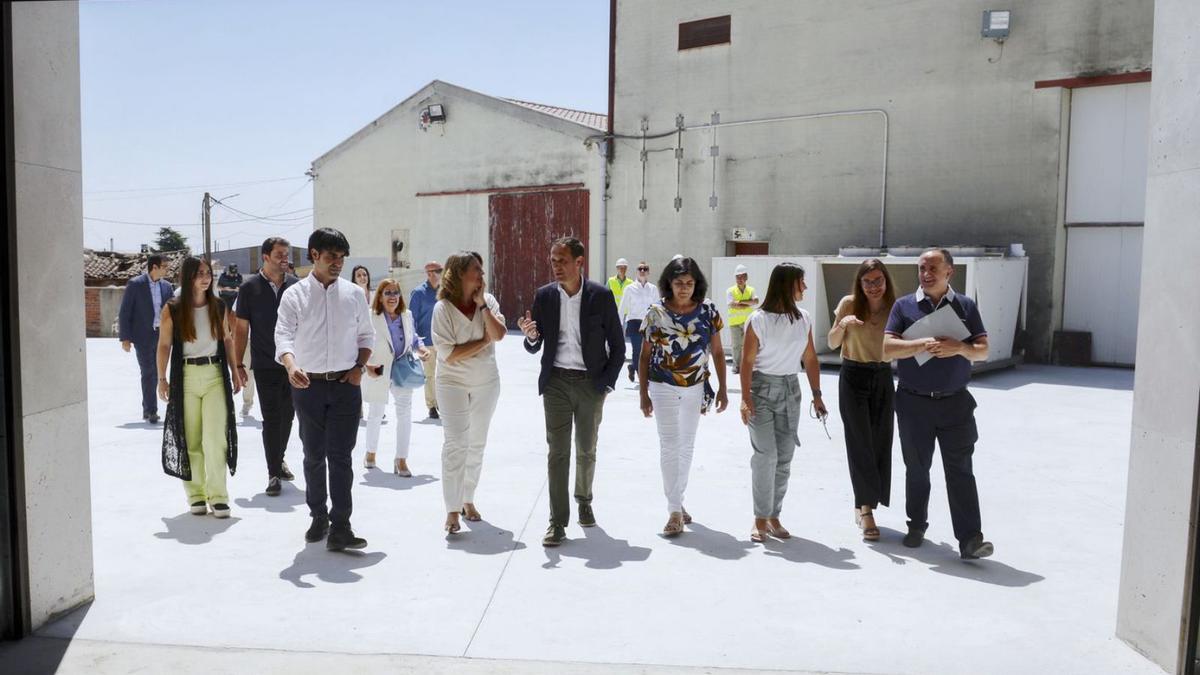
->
[681, 508, 692, 525]
[750, 528, 766, 543]
[663, 512, 684, 537]
[857, 510, 880, 541]
[461, 504, 482, 522]
[766, 521, 791, 539]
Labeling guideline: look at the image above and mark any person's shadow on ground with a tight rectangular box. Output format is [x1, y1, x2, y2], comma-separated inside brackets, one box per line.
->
[153, 512, 240, 545]
[446, 519, 527, 556]
[236, 416, 263, 430]
[115, 421, 161, 430]
[542, 525, 652, 570]
[664, 521, 756, 561]
[279, 544, 387, 589]
[868, 527, 1045, 587]
[234, 485, 307, 513]
[358, 470, 438, 491]
[762, 536, 860, 570]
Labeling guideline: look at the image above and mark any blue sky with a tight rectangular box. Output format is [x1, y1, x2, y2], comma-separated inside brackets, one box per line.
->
[81, 0, 609, 252]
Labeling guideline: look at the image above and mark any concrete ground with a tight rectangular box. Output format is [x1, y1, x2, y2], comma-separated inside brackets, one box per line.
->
[2, 338, 1160, 675]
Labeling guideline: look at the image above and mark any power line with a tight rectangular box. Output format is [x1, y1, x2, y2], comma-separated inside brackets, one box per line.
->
[84, 207, 311, 228]
[83, 175, 307, 195]
[211, 200, 312, 223]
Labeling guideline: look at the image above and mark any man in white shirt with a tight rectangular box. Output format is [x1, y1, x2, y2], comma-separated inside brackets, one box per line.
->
[617, 260, 658, 383]
[518, 237, 626, 546]
[275, 228, 375, 552]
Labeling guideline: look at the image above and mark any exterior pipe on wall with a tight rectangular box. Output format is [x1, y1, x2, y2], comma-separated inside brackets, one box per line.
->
[684, 108, 890, 248]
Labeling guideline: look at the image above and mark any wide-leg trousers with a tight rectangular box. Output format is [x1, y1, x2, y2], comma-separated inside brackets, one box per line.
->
[438, 379, 500, 513]
[838, 360, 894, 509]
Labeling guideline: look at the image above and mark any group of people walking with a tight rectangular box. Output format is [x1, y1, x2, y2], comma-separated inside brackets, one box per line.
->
[120, 228, 994, 560]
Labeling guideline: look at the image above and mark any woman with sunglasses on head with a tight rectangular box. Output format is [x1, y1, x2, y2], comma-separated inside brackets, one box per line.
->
[157, 257, 243, 518]
[362, 278, 430, 477]
[638, 257, 728, 536]
[827, 258, 897, 541]
[738, 262, 826, 543]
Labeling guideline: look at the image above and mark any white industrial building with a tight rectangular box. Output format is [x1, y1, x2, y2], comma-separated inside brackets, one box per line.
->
[310, 80, 607, 324]
[606, 1, 1153, 366]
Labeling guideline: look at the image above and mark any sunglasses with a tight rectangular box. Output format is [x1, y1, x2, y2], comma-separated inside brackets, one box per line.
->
[382, 290, 402, 297]
[637, 266, 650, 272]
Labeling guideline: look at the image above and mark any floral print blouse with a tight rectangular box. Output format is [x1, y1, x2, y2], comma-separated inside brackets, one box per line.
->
[640, 300, 725, 387]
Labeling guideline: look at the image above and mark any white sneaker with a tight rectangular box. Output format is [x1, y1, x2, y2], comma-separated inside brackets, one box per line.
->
[211, 503, 231, 519]
[189, 501, 208, 515]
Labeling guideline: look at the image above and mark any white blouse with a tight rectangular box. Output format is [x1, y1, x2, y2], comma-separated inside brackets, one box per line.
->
[431, 293, 502, 387]
[747, 305, 812, 376]
[182, 306, 220, 358]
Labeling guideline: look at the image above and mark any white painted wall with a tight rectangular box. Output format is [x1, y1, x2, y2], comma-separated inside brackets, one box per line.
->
[11, 0, 94, 630]
[1066, 83, 1151, 224]
[1117, 0, 1200, 669]
[313, 82, 606, 294]
[1062, 226, 1143, 365]
[610, 0, 1153, 361]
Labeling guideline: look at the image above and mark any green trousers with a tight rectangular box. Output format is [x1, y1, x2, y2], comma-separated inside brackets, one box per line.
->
[182, 363, 229, 505]
[544, 371, 605, 527]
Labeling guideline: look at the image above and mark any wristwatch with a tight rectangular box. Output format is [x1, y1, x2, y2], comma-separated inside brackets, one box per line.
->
[353, 362, 366, 373]
[812, 389, 823, 398]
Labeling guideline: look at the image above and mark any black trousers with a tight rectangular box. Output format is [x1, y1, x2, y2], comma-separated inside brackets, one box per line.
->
[134, 337, 159, 417]
[838, 361, 894, 509]
[895, 388, 982, 546]
[292, 379, 361, 531]
[255, 366, 295, 478]
[625, 319, 643, 374]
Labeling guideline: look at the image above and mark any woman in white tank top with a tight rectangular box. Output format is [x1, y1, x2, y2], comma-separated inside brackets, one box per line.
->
[157, 257, 244, 519]
[737, 262, 828, 543]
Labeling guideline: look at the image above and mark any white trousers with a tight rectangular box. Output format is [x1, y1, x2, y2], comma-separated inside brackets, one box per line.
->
[648, 381, 705, 513]
[437, 379, 500, 513]
[365, 385, 414, 460]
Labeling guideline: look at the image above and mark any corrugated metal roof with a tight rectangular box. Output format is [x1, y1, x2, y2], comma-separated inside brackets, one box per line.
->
[502, 99, 608, 131]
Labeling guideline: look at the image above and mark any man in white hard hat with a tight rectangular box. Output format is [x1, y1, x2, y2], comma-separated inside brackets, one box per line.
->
[726, 264, 759, 374]
[607, 258, 633, 309]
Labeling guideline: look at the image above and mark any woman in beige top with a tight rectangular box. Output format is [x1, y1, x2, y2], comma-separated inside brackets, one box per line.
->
[827, 258, 895, 541]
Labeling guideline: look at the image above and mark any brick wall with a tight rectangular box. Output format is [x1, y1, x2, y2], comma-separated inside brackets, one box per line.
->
[85, 287, 101, 337]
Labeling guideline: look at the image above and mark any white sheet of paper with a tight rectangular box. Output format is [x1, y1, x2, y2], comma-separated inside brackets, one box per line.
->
[901, 304, 972, 366]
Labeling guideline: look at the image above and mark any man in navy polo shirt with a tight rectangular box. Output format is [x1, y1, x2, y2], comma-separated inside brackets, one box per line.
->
[883, 248, 994, 560]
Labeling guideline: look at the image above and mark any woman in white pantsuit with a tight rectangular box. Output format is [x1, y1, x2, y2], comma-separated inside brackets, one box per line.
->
[431, 251, 506, 534]
[362, 278, 429, 477]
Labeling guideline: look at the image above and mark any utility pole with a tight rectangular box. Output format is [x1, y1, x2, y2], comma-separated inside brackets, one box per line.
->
[202, 191, 212, 261]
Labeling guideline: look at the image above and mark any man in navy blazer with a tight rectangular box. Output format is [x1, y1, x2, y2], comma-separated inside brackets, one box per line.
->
[118, 254, 174, 423]
[518, 237, 625, 547]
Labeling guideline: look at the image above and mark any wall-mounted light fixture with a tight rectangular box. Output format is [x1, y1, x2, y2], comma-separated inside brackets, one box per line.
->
[982, 10, 1011, 40]
[426, 104, 446, 122]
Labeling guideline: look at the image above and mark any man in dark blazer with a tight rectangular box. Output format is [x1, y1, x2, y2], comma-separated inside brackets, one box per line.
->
[118, 254, 174, 423]
[518, 237, 625, 547]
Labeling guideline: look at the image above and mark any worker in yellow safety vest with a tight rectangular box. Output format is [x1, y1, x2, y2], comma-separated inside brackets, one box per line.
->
[726, 264, 759, 374]
[607, 258, 633, 308]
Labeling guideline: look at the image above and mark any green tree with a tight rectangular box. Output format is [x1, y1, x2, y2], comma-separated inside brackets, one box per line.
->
[152, 227, 189, 254]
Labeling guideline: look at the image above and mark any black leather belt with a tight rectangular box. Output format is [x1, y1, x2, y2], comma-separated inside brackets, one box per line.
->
[308, 369, 351, 381]
[552, 367, 588, 379]
[842, 358, 892, 371]
[184, 356, 221, 366]
[900, 386, 964, 400]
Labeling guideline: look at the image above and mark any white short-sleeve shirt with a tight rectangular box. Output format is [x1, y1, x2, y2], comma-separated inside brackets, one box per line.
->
[747, 305, 812, 375]
[431, 293, 502, 387]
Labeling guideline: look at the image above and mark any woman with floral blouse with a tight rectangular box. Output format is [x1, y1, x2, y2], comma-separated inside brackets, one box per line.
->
[638, 257, 729, 536]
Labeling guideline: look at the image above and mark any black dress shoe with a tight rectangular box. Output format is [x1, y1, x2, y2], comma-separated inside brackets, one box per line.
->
[902, 526, 926, 548]
[279, 461, 295, 481]
[542, 525, 566, 547]
[627, 368, 635, 383]
[429, 407, 440, 420]
[148, 413, 160, 424]
[960, 534, 994, 560]
[305, 515, 329, 543]
[578, 503, 596, 527]
[326, 528, 367, 551]
[265, 477, 281, 496]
